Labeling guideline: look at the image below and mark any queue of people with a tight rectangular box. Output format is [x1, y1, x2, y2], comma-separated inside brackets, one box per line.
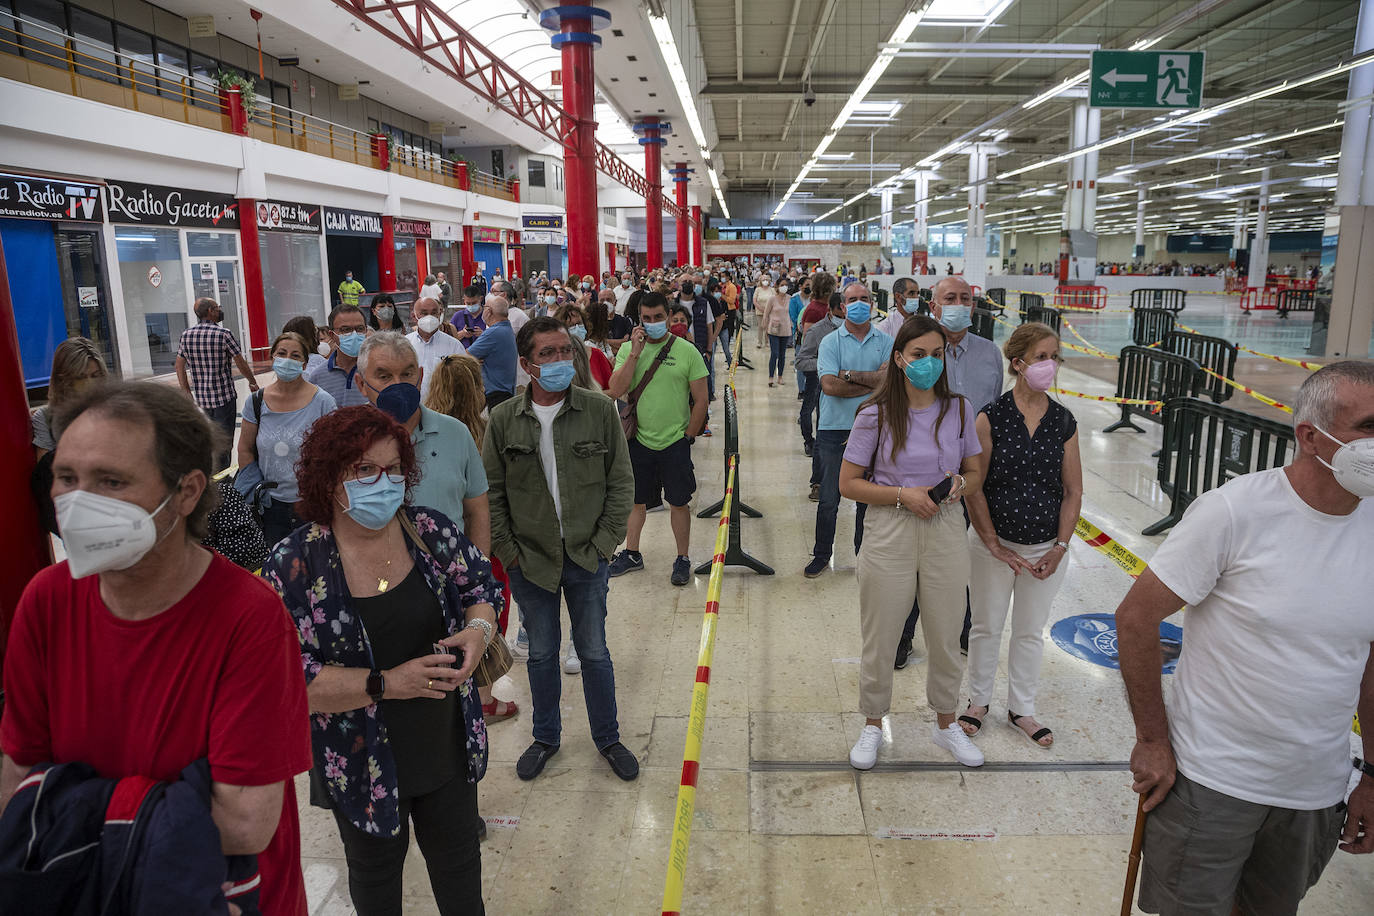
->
[9, 257, 1373, 916]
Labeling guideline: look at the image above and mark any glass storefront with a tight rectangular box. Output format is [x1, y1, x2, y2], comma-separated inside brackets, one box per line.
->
[260, 230, 326, 331]
[394, 235, 418, 297]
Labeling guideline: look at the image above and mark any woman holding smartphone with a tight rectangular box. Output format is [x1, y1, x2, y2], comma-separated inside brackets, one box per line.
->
[264, 406, 499, 915]
[839, 316, 984, 771]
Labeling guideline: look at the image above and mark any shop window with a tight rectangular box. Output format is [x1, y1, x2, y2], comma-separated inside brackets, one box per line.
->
[259, 232, 326, 332]
[114, 227, 188, 378]
[186, 231, 238, 258]
[528, 158, 546, 188]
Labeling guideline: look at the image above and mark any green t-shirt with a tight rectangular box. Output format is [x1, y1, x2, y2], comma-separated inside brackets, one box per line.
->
[338, 279, 365, 306]
[614, 336, 708, 450]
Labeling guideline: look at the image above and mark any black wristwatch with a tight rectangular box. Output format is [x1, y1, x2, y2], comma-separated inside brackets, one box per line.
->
[1357, 758, 1374, 780]
[366, 668, 385, 703]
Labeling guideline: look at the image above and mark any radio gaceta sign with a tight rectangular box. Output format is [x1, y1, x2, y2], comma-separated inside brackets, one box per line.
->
[105, 181, 239, 228]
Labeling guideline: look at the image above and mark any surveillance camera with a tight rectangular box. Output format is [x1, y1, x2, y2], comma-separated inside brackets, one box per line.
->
[803, 86, 816, 107]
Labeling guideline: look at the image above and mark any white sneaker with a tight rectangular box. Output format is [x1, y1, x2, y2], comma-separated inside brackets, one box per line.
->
[563, 644, 581, 675]
[511, 629, 529, 661]
[932, 721, 985, 767]
[849, 724, 883, 770]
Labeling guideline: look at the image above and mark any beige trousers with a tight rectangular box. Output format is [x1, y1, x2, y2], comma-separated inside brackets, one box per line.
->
[856, 503, 971, 718]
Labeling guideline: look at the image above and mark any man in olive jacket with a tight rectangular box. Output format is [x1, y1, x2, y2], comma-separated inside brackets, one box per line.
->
[483, 316, 638, 783]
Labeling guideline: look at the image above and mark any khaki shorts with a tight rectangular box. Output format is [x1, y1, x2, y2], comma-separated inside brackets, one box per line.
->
[1138, 773, 1345, 916]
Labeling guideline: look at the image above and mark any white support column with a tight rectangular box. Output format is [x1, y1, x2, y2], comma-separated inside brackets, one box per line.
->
[1327, 0, 1374, 357]
[1135, 189, 1147, 260]
[1231, 201, 1247, 253]
[1082, 107, 1100, 234]
[1247, 168, 1271, 290]
[880, 187, 895, 251]
[912, 170, 931, 273]
[964, 146, 989, 289]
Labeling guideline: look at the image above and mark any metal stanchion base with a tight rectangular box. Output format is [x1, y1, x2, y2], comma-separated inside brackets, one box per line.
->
[694, 544, 774, 576]
[698, 498, 760, 519]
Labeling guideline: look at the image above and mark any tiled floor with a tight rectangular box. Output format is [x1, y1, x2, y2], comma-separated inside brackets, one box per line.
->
[300, 293, 1373, 914]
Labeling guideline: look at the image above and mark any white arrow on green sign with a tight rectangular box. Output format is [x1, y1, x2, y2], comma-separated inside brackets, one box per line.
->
[1090, 50, 1204, 110]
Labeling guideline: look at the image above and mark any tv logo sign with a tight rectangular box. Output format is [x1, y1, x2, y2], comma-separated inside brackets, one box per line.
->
[65, 185, 100, 220]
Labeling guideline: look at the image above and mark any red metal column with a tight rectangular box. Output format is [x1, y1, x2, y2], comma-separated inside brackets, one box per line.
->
[634, 119, 668, 269]
[0, 234, 50, 651]
[461, 224, 476, 287]
[542, 4, 609, 280]
[378, 216, 397, 293]
[415, 237, 429, 284]
[221, 88, 269, 356]
[691, 205, 704, 265]
[670, 163, 692, 267]
[512, 232, 523, 282]
[607, 242, 615, 273]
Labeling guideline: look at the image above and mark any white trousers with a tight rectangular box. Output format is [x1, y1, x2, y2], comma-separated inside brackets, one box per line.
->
[965, 531, 1070, 716]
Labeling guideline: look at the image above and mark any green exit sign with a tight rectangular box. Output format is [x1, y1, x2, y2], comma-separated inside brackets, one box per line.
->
[1090, 50, 1204, 109]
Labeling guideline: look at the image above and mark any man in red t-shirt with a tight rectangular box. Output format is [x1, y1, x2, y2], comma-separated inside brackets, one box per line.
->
[800, 271, 839, 333]
[0, 383, 311, 916]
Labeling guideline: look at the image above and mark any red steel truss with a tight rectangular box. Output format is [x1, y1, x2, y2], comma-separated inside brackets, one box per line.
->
[332, 0, 690, 224]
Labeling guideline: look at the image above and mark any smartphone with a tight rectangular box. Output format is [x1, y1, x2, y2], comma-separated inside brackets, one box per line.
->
[929, 476, 954, 504]
[433, 642, 461, 668]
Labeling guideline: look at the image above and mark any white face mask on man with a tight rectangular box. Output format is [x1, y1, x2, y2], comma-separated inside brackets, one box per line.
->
[1315, 426, 1374, 498]
[55, 486, 180, 578]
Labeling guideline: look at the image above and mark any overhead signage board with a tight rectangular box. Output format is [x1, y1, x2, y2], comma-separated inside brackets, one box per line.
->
[105, 180, 239, 228]
[256, 200, 321, 233]
[1090, 50, 1204, 109]
[324, 207, 383, 237]
[0, 172, 103, 221]
[523, 214, 563, 230]
[393, 218, 431, 237]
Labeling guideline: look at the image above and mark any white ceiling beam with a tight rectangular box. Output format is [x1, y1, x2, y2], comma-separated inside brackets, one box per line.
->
[777, 0, 804, 82]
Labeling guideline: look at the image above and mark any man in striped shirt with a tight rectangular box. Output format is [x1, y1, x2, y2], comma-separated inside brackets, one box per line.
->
[175, 297, 258, 470]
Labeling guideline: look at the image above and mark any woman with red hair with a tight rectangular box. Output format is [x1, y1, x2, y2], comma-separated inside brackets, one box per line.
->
[263, 405, 499, 914]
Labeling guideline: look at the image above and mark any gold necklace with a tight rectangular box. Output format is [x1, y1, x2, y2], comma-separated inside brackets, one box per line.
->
[375, 556, 393, 592]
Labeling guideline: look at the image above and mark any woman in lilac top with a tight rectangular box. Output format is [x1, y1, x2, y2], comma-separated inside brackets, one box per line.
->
[838, 316, 986, 772]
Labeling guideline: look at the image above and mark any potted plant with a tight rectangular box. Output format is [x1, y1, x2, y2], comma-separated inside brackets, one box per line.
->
[215, 70, 257, 121]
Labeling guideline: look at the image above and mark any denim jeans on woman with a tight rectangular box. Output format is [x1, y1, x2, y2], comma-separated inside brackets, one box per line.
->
[812, 429, 864, 562]
[506, 554, 621, 749]
[768, 335, 788, 377]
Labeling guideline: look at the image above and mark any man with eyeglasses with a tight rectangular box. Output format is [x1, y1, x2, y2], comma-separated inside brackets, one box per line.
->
[484, 317, 637, 783]
[306, 303, 372, 409]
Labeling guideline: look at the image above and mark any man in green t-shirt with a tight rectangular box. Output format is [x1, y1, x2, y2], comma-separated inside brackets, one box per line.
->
[605, 292, 708, 586]
[337, 270, 365, 307]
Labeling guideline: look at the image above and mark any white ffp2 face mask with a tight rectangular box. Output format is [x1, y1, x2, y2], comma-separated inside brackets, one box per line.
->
[416, 315, 441, 334]
[55, 487, 179, 578]
[1315, 425, 1374, 498]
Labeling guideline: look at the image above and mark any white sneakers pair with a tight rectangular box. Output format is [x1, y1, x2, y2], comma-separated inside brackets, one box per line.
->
[848, 721, 986, 770]
[510, 629, 580, 675]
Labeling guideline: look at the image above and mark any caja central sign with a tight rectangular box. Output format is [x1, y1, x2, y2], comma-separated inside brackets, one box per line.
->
[323, 207, 383, 237]
[105, 181, 239, 228]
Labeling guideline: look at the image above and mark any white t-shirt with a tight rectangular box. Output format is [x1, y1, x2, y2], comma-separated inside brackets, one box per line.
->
[613, 284, 635, 315]
[419, 283, 444, 301]
[506, 308, 530, 388]
[405, 329, 465, 399]
[530, 399, 563, 533]
[1149, 467, 1374, 809]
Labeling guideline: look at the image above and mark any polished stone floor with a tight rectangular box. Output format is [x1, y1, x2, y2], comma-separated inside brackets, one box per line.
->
[298, 294, 1372, 914]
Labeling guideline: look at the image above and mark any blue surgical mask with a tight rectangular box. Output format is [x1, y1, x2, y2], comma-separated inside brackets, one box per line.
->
[902, 355, 944, 390]
[938, 304, 972, 332]
[535, 359, 575, 392]
[337, 331, 365, 358]
[466, 304, 482, 314]
[375, 381, 421, 424]
[342, 476, 404, 530]
[569, 324, 587, 340]
[694, 284, 704, 296]
[272, 356, 304, 382]
[830, 315, 843, 328]
[845, 302, 872, 324]
[900, 297, 921, 315]
[620, 279, 630, 287]
[544, 295, 557, 306]
[643, 320, 668, 340]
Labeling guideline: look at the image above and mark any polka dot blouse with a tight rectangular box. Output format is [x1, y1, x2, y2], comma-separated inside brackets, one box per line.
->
[981, 391, 1077, 546]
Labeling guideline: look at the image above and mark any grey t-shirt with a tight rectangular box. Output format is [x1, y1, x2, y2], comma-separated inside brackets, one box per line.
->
[242, 386, 337, 502]
[30, 405, 55, 452]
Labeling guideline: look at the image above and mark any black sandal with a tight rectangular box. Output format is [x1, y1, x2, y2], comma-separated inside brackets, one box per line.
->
[957, 704, 987, 736]
[1008, 711, 1053, 747]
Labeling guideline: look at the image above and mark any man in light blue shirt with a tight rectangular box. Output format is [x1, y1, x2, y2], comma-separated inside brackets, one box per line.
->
[807, 282, 893, 578]
[306, 304, 371, 408]
[467, 295, 518, 411]
[931, 276, 1004, 413]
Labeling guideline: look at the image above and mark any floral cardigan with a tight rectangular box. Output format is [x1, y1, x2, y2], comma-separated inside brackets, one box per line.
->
[263, 505, 499, 836]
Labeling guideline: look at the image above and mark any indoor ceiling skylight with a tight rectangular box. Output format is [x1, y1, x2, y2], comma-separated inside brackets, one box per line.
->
[924, 0, 1015, 28]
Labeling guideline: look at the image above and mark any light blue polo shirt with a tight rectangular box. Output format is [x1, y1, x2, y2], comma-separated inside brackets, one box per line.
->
[815, 323, 894, 431]
[409, 405, 488, 530]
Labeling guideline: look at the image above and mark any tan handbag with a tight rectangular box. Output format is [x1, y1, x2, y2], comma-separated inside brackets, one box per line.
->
[398, 512, 512, 687]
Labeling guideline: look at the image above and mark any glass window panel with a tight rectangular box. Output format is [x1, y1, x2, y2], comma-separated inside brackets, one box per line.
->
[260, 232, 326, 332]
[155, 38, 187, 99]
[528, 158, 545, 188]
[115, 227, 188, 378]
[68, 7, 120, 83]
[186, 231, 238, 258]
[189, 52, 217, 109]
[114, 23, 155, 94]
[15, 0, 65, 63]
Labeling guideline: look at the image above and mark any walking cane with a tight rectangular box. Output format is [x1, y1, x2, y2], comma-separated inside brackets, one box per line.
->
[1121, 794, 1148, 916]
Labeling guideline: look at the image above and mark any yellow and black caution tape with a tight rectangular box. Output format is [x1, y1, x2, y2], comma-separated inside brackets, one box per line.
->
[1198, 367, 1293, 414]
[1050, 387, 1162, 411]
[1059, 316, 1117, 360]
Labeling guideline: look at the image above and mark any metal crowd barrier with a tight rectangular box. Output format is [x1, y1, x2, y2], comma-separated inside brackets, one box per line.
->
[984, 288, 1007, 312]
[1023, 304, 1062, 334]
[1131, 308, 1176, 347]
[1142, 397, 1295, 535]
[1276, 288, 1317, 319]
[1103, 346, 1202, 434]
[971, 307, 996, 341]
[1163, 331, 1238, 404]
[1053, 285, 1108, 309]
[1128, 289, 1187, 312]
[1239, 286, 1279, 311]
[1018, 291, 1045, 319]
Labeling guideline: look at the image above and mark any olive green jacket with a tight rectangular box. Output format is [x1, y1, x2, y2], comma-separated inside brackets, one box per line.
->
[483, 385, 633, 591]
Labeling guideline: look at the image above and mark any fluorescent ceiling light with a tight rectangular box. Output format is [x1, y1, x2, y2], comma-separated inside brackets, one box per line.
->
[707, 166, 730, 218]
[818, 153, 854, 160]
[772, 5, 927, 219]
[1163, 120, 1343, 166]
[923, 0, 1013, 26]
[648, 13, 707, 149]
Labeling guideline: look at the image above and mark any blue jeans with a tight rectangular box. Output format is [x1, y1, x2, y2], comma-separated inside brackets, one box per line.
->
[507, 555, 620, 748]
[795, 365, 805, 394]
[799, 371, 820, 452]
[812, 428, 859, 561]
[702, 345, 716, 399]
[768, 335, 788, 377]
[205, 400, 237, 472]
[717, 324, 734, 366]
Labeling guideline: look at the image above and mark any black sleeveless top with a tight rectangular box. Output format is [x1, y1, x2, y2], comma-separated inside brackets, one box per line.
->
[980, 390, 1077, 545]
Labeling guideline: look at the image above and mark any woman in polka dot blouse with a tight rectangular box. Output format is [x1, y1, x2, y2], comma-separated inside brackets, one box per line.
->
[960, 323, 1083, 751]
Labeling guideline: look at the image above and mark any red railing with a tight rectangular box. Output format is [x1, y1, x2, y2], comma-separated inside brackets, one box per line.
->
[1052, 285, 1108, 309]
[1239, 286, 1279, 311]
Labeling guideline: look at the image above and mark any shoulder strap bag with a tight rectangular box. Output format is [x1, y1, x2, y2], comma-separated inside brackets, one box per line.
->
[619, 336, 674, 440]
